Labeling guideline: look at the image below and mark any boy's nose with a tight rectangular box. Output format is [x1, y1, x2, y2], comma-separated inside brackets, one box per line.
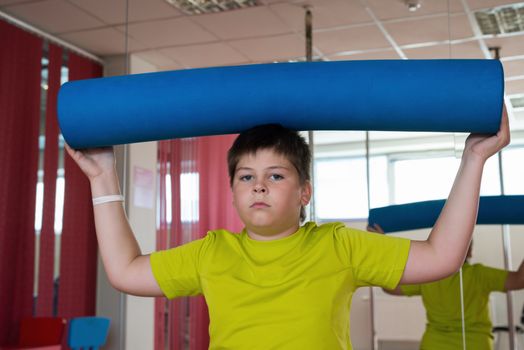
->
[253, 184, 266, 193]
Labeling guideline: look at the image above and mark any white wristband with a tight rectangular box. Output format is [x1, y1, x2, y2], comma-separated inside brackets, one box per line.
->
[92, 194, 124, 206]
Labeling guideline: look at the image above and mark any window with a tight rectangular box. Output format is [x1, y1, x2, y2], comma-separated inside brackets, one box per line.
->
[393, 154, 501, 204]
[180, 172, 199, 223]
[163, 172, 200, 224]
[313, 145, 512, 220]
[315, 157, 367, 219]
[502, 147, 524, 194]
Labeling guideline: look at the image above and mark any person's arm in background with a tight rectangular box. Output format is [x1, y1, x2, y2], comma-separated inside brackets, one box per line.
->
[382, 286, 404, 295]
[505, 260, 524, 291]
[398, 108, 510, 285]
[66, 145, 163, 297]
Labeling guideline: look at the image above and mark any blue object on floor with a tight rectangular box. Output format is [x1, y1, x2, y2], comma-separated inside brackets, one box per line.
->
[368, 195, 524, 233]
[57, 60, 504, 148]
[68, 316, 110, 350]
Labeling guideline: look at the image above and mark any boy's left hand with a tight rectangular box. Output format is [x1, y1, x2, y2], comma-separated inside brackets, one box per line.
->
[463, 105, 510, 162]
[366, 223, 385, 234]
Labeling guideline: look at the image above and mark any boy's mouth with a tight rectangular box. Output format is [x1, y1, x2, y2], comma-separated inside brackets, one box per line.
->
[250, 202, 269, 208]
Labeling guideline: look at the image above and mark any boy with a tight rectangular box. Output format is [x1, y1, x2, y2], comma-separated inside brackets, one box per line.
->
[65, 108, 509, 349]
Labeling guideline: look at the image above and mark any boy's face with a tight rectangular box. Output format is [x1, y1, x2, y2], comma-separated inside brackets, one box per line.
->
[232, 148, 311, 239]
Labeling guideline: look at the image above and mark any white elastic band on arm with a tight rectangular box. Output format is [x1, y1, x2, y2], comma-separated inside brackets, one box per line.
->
[92, 194, 124, 206]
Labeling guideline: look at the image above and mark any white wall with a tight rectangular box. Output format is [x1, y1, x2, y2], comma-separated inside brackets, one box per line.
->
[125, 141, 157, 350]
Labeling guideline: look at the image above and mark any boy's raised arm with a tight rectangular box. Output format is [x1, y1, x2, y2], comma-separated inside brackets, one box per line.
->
[400, 108, 510, 285]
[505, 259, 524, 291]
[66, 145, 164, 297]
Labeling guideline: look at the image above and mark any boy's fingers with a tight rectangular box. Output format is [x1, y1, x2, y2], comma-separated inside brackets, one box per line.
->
[64, 143, 76, 157]
[499, 106, 510, 145]
[492, 106, 511, 152]
[366, 224, 385, 234]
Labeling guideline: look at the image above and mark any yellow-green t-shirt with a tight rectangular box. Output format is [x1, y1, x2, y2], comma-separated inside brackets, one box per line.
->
[401, 262, 508, 350]
[151, 221, 410, 350]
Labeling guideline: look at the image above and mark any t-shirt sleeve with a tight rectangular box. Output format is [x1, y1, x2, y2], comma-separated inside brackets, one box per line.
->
[400, 283, 422, 296]
[474, 264, 509, 293]
[334, 225, 411, 290]
[150, 238, 206, 299]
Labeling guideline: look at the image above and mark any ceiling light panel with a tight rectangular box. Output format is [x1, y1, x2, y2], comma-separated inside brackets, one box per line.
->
[475, 2, 524, 35]
[165, 0, 260, 15]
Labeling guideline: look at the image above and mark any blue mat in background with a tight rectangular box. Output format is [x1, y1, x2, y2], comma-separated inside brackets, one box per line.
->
[57, 60, 504, 148]
[368, 196, 524, 233]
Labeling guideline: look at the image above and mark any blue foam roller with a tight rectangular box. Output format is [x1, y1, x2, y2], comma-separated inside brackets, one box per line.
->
[58, 60, 504, 148]
[368, 196, 524, 233]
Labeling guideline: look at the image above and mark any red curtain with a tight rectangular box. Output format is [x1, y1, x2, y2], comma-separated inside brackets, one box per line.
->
[156, 139, 191, 350]
[156, 135, 243, 350]
[191, 134, 243, 350]
[0, 19, 42, 346]
[57, 53, 102, 318]
[36, 43, 62, 317]
[156, 140, 170, 350]
[197, 135, 243, 232]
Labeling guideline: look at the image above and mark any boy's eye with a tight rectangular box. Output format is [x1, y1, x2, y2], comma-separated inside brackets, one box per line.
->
[270, 174, 284, 181]
[239, 175, 253, 181]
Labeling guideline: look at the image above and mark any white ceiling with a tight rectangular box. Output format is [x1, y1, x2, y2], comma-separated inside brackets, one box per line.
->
[1, 0, 523, 135]
[0, 0, 522, 91]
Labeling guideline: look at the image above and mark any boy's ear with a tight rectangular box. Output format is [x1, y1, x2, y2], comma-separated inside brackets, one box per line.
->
[301, 180, 312, 206]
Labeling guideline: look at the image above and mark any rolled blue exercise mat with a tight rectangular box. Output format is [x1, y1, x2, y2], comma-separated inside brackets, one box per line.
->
[57, 59, 504, 149]
[368, 195, 524, 234]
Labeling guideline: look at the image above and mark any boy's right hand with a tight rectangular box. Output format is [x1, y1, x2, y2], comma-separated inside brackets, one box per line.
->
[65, 144, 116, 181]
[65, 144, 162, 297]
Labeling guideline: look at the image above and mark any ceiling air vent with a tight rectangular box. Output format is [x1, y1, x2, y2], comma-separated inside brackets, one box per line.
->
[165, 0, 260, 15]
[475, 2, 524, 35]
[510, 95, 524, 110]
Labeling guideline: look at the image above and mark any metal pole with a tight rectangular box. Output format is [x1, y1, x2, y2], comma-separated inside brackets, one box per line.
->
[305, 7, 313, 62]
[459, 267, 467, 350]
[119, 1, 130, 349]
[498, 150, 516, 350]
[305, 7, 316, 221]
[365, 131, 376, 350]
[489, 46, 516, 350]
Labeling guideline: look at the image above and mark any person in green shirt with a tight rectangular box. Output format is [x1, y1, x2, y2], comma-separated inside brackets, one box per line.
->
[369, 223, 524, 350]
[66, 108, 509, 349]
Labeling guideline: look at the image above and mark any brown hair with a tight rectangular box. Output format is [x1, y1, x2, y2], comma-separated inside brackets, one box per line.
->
[227, 124, 311, 221]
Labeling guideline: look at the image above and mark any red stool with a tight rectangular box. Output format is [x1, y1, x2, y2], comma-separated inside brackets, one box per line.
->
[18, 317, 66, 347]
